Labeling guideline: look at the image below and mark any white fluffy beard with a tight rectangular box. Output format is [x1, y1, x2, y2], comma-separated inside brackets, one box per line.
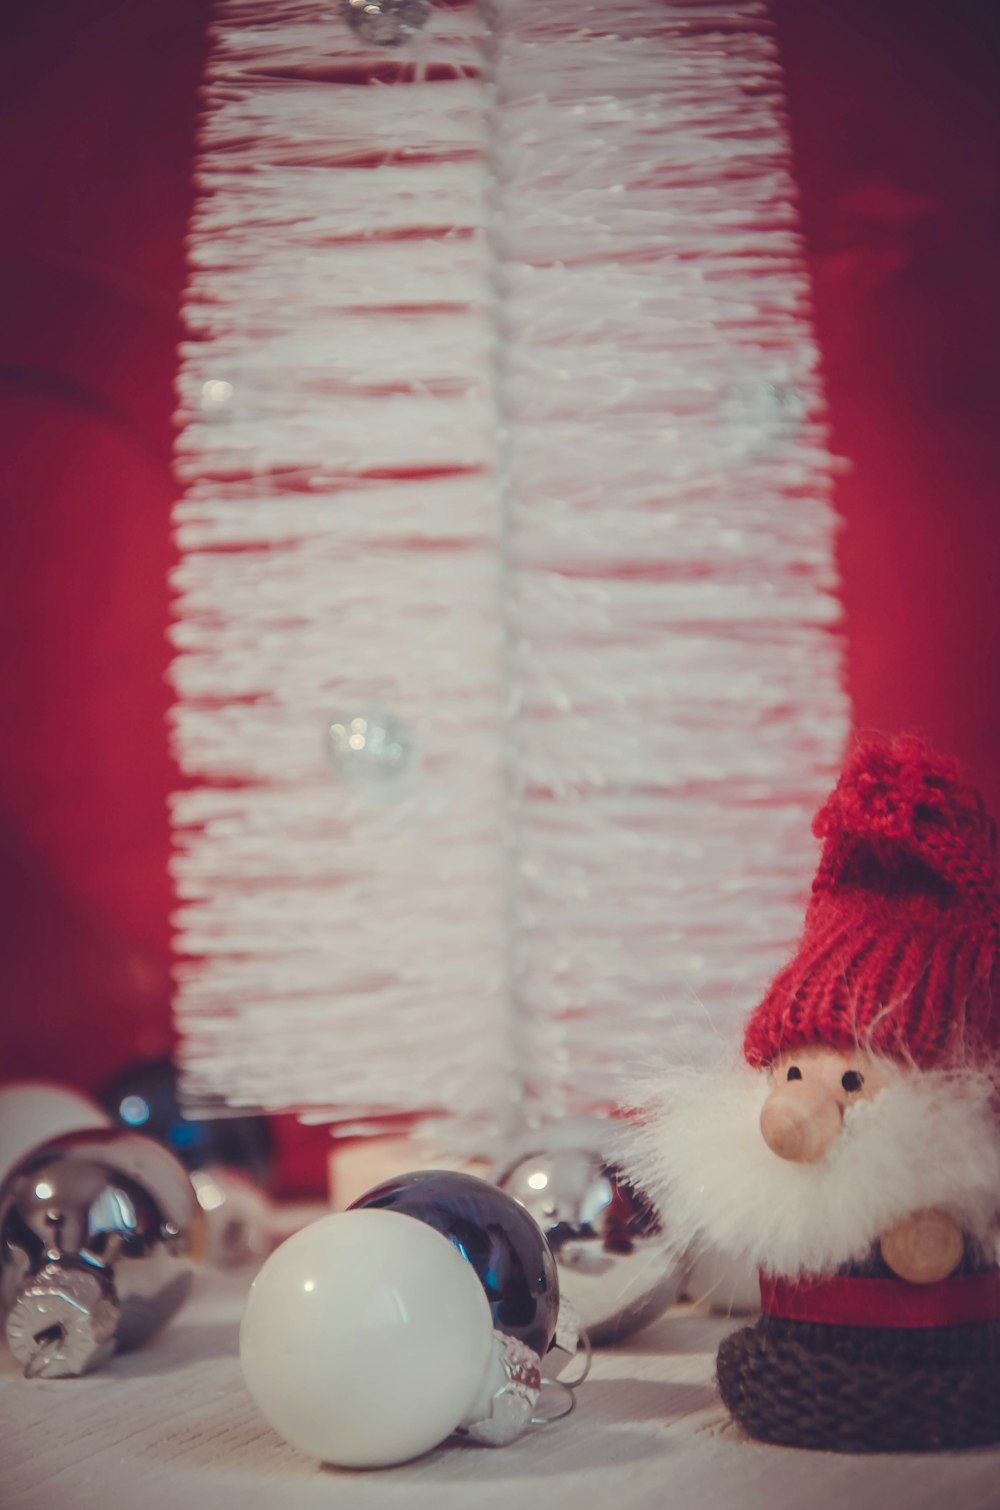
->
[620, 1060, 1000, 1279]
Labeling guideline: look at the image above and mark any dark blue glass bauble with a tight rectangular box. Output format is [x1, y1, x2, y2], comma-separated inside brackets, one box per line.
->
[350, 1169, 559, 1358]
[99, 1059, 272, 1182]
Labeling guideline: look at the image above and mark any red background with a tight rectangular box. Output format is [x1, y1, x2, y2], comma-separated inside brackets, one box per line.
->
[1, 1, 998, 1186]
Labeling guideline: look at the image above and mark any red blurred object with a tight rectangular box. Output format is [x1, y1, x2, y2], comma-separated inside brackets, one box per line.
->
[0, 0, 207, 1091]
[773, 0, 1000, 816]
[0, 1, 997, 1196]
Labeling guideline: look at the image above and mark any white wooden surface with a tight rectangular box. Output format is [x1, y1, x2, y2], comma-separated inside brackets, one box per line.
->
[2, 1270, 999, 1510]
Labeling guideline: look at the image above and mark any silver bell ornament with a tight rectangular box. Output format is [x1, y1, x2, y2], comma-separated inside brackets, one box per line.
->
[495, 1118, 679, 1345]
[0, 1127, 197, 1378]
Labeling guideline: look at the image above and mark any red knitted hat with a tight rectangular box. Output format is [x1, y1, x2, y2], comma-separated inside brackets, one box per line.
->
[743, 737, 1000, 1070]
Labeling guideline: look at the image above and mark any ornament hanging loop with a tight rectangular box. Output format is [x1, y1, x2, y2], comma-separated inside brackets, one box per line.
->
[534, 1324, 592, 1425]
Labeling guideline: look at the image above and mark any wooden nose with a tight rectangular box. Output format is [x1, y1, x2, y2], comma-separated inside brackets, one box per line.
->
[759, 1084, 843, 1163]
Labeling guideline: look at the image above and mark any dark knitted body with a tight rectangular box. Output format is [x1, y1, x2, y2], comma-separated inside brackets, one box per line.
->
[717, 1313, 1000, 1452]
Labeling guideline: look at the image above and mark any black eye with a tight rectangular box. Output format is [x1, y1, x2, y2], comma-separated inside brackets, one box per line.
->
[841, 1070, 864, 1093]
[786, 1066, 802, 1081]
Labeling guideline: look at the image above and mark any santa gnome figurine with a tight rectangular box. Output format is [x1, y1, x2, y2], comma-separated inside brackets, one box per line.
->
[626, 736, 1000, 1451]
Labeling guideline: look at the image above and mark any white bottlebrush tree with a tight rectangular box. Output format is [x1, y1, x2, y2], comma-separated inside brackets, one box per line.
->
[170, 0, 847, 1153]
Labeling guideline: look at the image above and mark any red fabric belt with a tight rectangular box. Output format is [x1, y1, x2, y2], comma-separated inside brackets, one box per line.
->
[759, 1269, 1000, 1329]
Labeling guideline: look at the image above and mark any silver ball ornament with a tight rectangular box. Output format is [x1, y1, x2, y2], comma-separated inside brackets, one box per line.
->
[496, 1118, 679, 1345]
[190, 1166, 273, 1270]
[716, 376, 807, 460]
[324, 709, 415, 795]
[342, 0, 431, 48]
[198, 377, 235, 420]
[0, 1128, 197, 1377]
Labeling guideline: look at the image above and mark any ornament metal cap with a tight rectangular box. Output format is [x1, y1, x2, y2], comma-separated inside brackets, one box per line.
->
[545, 1295, 583, 1378]
[5, 1264, 119, 1379]
[461, 1332, 541, 1447]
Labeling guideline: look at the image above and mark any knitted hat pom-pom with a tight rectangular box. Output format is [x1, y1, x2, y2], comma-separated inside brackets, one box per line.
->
[744, 736, 999, 1070]
[811, 737, 995, 897]
[813, 738, 963, 843]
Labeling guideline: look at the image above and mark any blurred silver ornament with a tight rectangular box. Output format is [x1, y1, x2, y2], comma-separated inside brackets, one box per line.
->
[190, 1166, 273, 1270]
[342, 0, 431, 47]
[199, 377, 235, 420]
[495, 1118, 679, 1345]
[324, 709, 415, 794]
[0, 1128, 197, 1378]
[462, 1331, 541, 1447]
[716, 377, 807, 459]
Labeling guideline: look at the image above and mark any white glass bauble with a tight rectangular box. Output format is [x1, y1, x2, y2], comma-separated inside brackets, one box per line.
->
[240, 1208, 495, 1467]
[0, 1081, 110, 1187]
